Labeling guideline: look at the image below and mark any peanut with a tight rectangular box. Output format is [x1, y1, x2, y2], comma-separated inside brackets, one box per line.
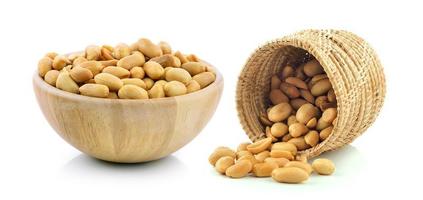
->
[306, 118, 317, 129]
[319, 126, 333, 141]
[246, 138, 272, 154]
[165, 68, 192, 84]
[78, 61, 103, 76]
[296, 103, 318, 124]
[269, 89, 289, 105]
[285, 77, 308, 89]
[270, 150, 294, 160]
[150, 54, 181, 68]
[303, 59, 324, 76]
[264, 157, 289, 167]
[237, 142, 250, 152]
[236, 150, 252, 159]
[117, 52, 145, 70]
[52, 55, 70, 70]
[208, 147, 236, 166]
[266, 126, 278, 142]
[101, 47, 114, 60]
[312, 158, 335, 175]
[287, 137, 310, 151]
[154, 80, 168, 87]
[102, 66, 130, 79]
[237, 154, 258, 167]
[148, 84, 165, 99]
[270, 122, 288, 137]
[94, 73, 123, 91]
[311, 78, 332, 96]
[122, 78, 146, 89]
[271, 142, 297, 155]
[137, 38, 162, 58]
[99, 59, 118, 68]
[215, 156, 235, 174]
[186, 80, 201, 93]
[117, 85, 148, 99]
[130, 66, 145, 79]
[56, 70, 79, 94]
[38, 57, 53, 77]
[300, 89, 315, 103]
[280, 82, 300, 98]
[289, 123, 308, 138]
[255, 150, 270, 162]
[290, 98, 308, 110]
[44, 70, 60, 86]
[272, 167, 309, 184]
[70, 66, 93, 83]
[253, 162, 278, 177]
[174, 51, 189, 64]
[158, 41, 172, 55]
[267, 102, 292, 122]
[113, 43, 131, 59]
[143, 61, 164, 80]
[45, 52, 58, 59]
[79, 84, 109, 98]
[85, 45, 101, 60]
[225, 160, 252, 178]
[163, 81, 187, 97]
[285, 161, 313, 175]
[193, 72, 215, 89]
[143, 78, 154, 90]
[181, 62, 207, 76]
[186, 54, 199, 62]
[317, 108, 337, 130]
[304, 130, 319, 147]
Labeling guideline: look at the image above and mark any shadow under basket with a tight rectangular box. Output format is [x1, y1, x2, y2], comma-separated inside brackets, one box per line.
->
[236, 29, 386, 158]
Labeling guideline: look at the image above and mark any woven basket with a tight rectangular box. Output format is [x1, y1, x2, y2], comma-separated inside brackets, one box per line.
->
[236, 29, 386, 158]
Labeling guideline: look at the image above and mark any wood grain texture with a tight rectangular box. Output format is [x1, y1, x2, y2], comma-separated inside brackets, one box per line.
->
[33, 67, 223, 163]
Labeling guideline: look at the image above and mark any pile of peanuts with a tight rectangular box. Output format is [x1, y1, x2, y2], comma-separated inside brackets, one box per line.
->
[209, 58, 337, 183]
[209, 140, 335, 183]
[261, 59, 337, 151]
[37, 38, 216, 99]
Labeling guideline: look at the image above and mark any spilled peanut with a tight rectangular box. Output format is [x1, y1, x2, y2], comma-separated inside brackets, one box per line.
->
[209, 138, 335, 184]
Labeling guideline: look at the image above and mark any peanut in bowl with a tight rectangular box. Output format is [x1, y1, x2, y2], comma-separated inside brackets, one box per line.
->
[33, 67, 223, 163]
[33, 39, 223, 163]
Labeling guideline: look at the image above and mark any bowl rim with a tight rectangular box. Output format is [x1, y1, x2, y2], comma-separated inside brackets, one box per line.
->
[33, 62, 223, 104]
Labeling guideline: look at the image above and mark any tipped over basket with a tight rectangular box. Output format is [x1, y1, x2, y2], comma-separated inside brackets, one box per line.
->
[236, 29, 386, 158]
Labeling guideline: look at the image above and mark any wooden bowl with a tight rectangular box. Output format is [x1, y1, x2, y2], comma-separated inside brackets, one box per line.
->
[33, 66, 223, 163]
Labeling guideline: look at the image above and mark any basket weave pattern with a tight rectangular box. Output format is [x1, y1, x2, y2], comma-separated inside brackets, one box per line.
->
[236, 30, 386, 158]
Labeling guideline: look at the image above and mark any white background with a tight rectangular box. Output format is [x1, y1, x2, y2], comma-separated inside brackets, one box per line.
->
[0, 0, 421, 199]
